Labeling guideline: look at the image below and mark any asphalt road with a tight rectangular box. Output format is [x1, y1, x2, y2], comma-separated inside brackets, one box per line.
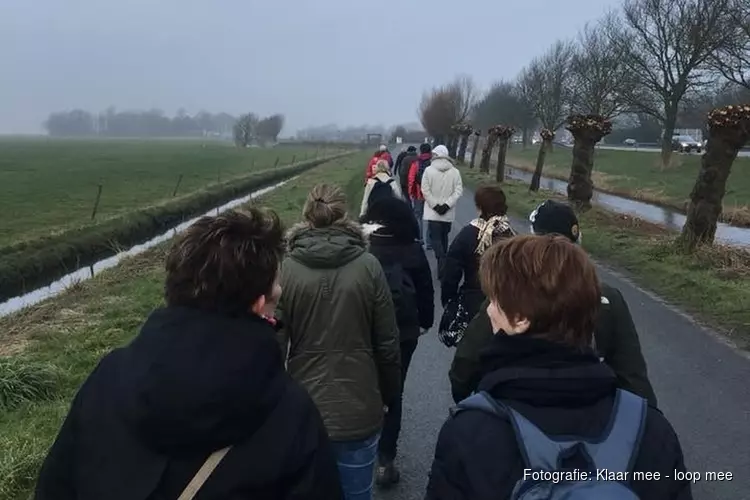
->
[597, 144, 750, 157]
[375, 189, 750, 500]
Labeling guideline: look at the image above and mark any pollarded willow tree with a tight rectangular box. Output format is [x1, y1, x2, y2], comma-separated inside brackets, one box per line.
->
[494, 126, 516, 183]
[449, 124, 461, 159]
[454, 123, 474, 163]
[566, 115, 613, 209]
[469, 130, 481, 168]
[479, 126, 501, 173]
[530, 128, 555, 191]
[680, 104, 750, 248]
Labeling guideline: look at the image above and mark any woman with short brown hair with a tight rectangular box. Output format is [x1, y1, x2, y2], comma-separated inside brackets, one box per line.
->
[426, 234, 691, 500]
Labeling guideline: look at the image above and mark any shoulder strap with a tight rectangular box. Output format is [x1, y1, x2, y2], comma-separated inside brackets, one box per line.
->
[503, 389, 646, 474]
[450, 391, 508, 419]
[177, 446, 232, 500]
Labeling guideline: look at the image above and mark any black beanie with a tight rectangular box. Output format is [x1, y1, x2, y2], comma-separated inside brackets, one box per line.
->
[407, 145, 417, 152]
[529, 200, 580, 243]
[419, 143, 432, 154]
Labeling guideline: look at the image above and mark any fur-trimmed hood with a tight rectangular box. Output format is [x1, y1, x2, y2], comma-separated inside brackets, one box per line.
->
[285, 219, 369, 269]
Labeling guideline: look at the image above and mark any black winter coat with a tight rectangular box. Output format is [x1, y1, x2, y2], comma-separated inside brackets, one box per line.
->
[368, 228, 435, 341]
[35, 306, 342, 500]
[441, 223, 513, 318]
[426, 334, 692, 500]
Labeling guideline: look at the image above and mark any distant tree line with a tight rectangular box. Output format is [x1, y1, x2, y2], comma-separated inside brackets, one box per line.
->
[44, 108, 285, 142]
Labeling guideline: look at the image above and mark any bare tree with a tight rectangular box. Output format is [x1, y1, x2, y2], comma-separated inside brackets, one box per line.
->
[712, 0, 750, 90]
[518, 40, 575, 190]
[569, 22, 635, 118]
[256, 114, 284, 143]
[680, 104, 750, 248]
[608, 0, 734, 169]
[233, 113, 257, 147]
[473, 80, 536, 145]
[419, 76, 478, 145]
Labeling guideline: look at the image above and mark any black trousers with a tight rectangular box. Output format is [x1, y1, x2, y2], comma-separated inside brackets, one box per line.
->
[378, 339, 419, 462]
[427, 220, 452, 280]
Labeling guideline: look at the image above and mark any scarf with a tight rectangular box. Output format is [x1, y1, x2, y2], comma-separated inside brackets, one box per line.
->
[470, 215, 516, 255]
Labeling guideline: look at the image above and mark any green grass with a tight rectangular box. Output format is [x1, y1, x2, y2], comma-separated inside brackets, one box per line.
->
[462, 166, 750, 350]
[504, 145, 750, 226]
[0, 151, 371, 500]
[0, 138, 325, 247]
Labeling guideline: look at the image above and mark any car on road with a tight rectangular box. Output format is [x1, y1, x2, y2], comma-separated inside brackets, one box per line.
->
[624, 138, 637, 146]
[672, 135, 702, 153]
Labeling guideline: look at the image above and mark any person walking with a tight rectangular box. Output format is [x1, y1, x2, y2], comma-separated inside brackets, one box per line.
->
[394, 145, 417, 201]
[364, 144, 392, 183]
[449, 199, 658, 407]
[441, 184, 516, 322]
[426, 235, 691, 500]
[276, 184, 402, 500]
[36, 208, 343, 500]
[359, 159, 403, 218]
[361, 196, 434, 488]
[407, 143, 434, 246]
[420, 144, 463, 279]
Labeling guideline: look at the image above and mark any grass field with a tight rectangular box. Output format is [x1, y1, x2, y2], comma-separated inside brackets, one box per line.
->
[0, 151, 370, 500]
[0, 138, 323, 247]
[462, 167, 750, 351]
[505, 146, 750, 226]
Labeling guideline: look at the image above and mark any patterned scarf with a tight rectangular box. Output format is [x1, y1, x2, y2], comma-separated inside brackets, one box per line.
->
[470, 215, 516, 255]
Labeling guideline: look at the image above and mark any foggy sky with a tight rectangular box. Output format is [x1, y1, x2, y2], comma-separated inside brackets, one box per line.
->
[1, 0, 622, 135]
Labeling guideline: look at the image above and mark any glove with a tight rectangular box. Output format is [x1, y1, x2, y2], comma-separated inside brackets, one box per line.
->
[434, 204, 449, 215]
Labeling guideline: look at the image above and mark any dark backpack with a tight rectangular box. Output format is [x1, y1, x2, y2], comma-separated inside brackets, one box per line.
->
[415, 157, 431, 186]
[381, 261, 419, 327]
[368, 178, 396, 204]
[452, 388, 646, 500]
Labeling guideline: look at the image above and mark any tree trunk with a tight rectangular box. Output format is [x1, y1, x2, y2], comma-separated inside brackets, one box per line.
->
[495, 138, 509, 183]
[660, 109, 678, 169]
[529, 139, 550, 192]
[566, 131, 598, 210]
[434, 133, 445, 145]
[479, 135, 498, 173]
[470, 134, 480, 169]
[679, 134, 738, 248]
[457, 134, 470, 163]
[447, 135, 458, 158]
[522, 128, 529, 150]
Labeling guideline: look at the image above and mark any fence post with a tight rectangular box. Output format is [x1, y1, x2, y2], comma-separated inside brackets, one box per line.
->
[91, 184, 103, 220]
[274, 156, 280, 167]
[218, 166, 221, 183]
[291, 154, 296, 164]
[172, 174, 184, 197]
[251, 158, 256, 169]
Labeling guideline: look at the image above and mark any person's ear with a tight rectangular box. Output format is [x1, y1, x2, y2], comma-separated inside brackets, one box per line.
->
[250, 295, 267, 316]
[510, 316, 531, 334]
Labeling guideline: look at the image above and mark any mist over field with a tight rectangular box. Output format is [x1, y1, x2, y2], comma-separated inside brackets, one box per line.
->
[0, 0, 620, 135]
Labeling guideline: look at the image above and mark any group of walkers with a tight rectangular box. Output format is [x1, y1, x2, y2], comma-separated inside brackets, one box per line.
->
[35, 142, 693, 500]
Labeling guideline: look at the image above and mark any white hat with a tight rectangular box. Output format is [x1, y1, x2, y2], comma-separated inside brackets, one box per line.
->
[432, 145, 449, 158]
[378, 144, 387, 152]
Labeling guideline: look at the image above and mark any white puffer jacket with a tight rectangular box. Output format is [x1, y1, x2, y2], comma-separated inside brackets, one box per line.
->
[421, 158, 463, 222]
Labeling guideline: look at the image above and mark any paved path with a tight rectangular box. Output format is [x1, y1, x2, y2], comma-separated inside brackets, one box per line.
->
[375, 189, 750, 500]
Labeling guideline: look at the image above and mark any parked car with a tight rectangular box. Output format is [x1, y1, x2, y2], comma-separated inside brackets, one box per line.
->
[672, 135, 702, 153]
[623, 138, 637, 146]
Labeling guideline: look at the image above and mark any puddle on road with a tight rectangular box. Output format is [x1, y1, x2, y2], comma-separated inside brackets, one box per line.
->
[0, 177, 298, 318]
[504, 167, 750, 247]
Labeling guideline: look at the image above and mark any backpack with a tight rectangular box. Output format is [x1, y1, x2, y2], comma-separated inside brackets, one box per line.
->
[415, 157, 431, 186]
[381, 261, 419, 327]
[368, 178, 396, 204]
[452, 388, 646, 500]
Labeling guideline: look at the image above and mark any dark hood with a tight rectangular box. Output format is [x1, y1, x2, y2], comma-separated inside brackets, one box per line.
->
[119, 306, 286, 454]
[477, 333, 617, 408]
[286, 219, 367, 269]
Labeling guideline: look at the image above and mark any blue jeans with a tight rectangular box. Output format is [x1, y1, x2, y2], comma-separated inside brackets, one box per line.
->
[332, 433, 380, 500]
[411, 199, 425, 243]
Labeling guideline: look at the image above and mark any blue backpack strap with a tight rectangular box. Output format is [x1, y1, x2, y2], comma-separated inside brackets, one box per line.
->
[450, 391, 508, 419]
[503, 389, 647, 474]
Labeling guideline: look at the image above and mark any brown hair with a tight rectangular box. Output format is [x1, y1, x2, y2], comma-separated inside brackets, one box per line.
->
[474, 184, 508, 219]
[165, 207, 284, 315]
[303, 183, 347, 227]
[479, 234, 601, 348]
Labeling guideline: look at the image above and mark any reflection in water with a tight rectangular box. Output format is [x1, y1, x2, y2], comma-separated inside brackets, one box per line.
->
[0, 177, 298, 318]
[505, 167, 749, 247]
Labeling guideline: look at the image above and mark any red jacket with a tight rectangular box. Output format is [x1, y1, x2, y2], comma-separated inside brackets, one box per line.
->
[364, 152, 393, 183]
[407, 153, 432, 201]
